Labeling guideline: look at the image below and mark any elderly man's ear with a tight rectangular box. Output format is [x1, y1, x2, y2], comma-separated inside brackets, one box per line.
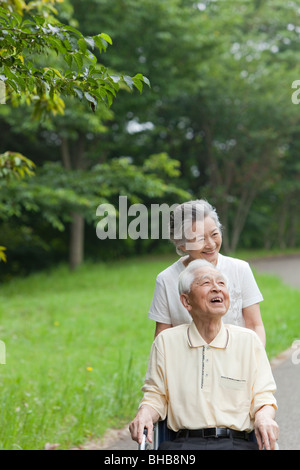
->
[180, 293, 192, 311]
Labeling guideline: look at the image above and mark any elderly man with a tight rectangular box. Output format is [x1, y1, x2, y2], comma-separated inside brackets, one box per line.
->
[129, 259, 278, 450]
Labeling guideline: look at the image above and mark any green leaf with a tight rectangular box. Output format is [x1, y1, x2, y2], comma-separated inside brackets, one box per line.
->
[84, 37, 95, 49]
[93, 35, 107, 53]
[85, 50, 97, 65]
[47, 37, 67, 54]
[110, 75, 121, 84]
[77, 38, 87, 52]
[133, 77, 143, 93]
[93, 87, 109, 104]
[0, 246, 7, 263]
[142, 75, 151, 87]
[100, 33, 113, 45]
[133, 73, 151, 88]
[73, 52, 83, 71]
[93, 33, 112, 52]
[6, 79, 20, 95]
[106, 91, 114, 107]
[73, 88, 83, 100]
[63, 25, 83, 37]
[64, 53, 73, 68]
[10, 12, 22, 27]
[84, 92, 97, 107]
[31, 15, 46, 26]
[0, 7, 9, 24]
[123, 75, 134, 90]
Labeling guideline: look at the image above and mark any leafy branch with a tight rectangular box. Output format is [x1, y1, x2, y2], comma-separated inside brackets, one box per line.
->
[0, 151, 36, 179]
[0, 6, 150, 117]
[0, 150, 36, 262]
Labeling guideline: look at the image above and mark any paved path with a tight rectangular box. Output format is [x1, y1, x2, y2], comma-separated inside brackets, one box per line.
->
[251, 255, 300, 450]
[97, 255, 300, 451]
[251, 255, 300, 290]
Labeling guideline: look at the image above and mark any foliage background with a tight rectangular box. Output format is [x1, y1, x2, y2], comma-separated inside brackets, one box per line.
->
[1, 0, 300, 278]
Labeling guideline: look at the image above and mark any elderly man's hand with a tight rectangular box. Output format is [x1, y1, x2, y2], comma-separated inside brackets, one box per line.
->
[254, 405, 279, 450]
[129, 405, 159, 445]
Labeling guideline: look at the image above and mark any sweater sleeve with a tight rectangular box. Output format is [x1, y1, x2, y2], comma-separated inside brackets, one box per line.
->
[240, 262, 264, 309]
[139, 340, 168, 421]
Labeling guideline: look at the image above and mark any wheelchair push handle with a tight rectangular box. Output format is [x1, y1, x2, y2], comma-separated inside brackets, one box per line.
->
[138, 428, 150, 450]
[140, 428, 148, 449]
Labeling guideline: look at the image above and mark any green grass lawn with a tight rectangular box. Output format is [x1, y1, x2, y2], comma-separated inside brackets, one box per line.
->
[0, 254, 299, 449]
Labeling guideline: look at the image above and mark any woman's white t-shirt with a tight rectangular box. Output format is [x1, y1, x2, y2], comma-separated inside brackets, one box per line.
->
[148, 254, 263, 327]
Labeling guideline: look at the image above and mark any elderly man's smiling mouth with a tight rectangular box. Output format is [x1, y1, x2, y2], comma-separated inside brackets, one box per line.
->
[210, 297, 223, 303]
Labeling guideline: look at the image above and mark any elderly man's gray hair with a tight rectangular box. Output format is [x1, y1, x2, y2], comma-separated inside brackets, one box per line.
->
[178, 259, 229, 295]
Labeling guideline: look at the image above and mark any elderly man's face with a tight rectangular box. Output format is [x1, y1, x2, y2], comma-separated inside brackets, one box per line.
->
[181, 267, 230, 318]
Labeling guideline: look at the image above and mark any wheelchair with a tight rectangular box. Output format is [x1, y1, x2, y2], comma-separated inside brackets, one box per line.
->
[138, 419, 279, 450]
[139, 419, 175, 450]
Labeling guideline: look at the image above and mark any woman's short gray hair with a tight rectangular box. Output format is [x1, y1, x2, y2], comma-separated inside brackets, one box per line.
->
[169, 199, 222, 256]
[178, 259, 228, 295]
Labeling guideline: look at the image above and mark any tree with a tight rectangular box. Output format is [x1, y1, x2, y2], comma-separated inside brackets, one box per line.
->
[191, 0, 300, 251]
[0, 0, 150, 269]
[0, 154, 190, 271]
[2, 0, 300, 269]
[43, 98, 114, 269]
[72, 0, 300, 252]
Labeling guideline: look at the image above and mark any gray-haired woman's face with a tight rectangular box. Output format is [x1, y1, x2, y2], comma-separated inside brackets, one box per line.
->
[179, 216, 222, 266]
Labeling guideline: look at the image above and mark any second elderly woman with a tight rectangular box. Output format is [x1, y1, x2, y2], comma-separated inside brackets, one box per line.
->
[148, 199, 266, 345]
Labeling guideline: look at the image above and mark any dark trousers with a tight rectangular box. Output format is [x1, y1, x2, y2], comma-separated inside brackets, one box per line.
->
[158, 434, 259, 450]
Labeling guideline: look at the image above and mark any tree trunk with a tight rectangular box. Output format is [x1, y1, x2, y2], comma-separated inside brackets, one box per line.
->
[60, 134, 86, 270]
[69, 212, 84, 270]
[61, 137, 72, 170]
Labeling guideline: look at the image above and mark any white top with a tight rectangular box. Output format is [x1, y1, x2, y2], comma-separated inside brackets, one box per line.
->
[148, 254, 263, 327]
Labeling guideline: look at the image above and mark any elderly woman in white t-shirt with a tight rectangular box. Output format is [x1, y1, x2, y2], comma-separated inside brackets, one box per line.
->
[148, 199, 266, 345]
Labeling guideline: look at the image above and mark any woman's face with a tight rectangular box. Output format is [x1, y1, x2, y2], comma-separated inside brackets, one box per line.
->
[180, 216, 222, 266]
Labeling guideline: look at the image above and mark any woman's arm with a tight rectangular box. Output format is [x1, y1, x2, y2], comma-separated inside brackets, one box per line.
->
[243, 303, 266, 347]
[154, 322, 172, 338]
